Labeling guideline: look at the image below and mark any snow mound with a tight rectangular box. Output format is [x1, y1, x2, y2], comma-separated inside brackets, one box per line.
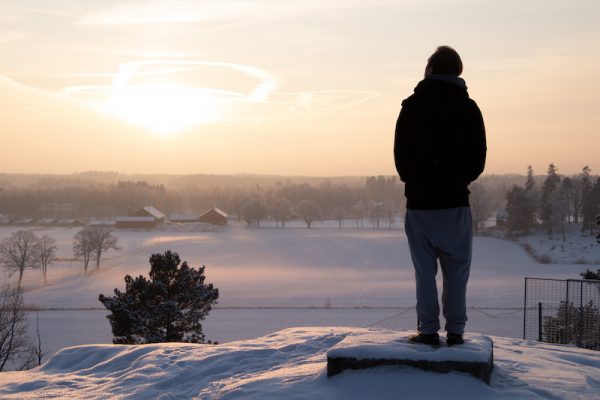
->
[1, 328, 599, 399]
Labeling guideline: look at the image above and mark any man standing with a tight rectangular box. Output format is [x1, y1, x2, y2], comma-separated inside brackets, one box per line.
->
[394, 46, 486, 346]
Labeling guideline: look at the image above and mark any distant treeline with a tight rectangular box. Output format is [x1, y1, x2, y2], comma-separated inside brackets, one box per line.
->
[0, 175, 404, 226]
[0, 170, 597, 231]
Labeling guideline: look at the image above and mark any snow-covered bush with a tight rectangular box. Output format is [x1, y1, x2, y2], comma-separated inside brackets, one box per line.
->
[543, 300, 600, 350]
[544, 270, 600, 351]
[98, 251, 219, 344]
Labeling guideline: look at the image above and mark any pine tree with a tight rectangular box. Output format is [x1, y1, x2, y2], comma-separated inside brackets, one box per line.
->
[571, 177, 582, 224]
[99, 251, 219, 344]
[524, 165, 538, 227]
[552, 179, 572, 241]
[582, 177, 600, 235]
[589, 178, 600, 236]
[505, 186, 534, 233]
[525, 165, 536, 193]
[580, 166, 594, 233]
[540, 163, 561, 235]
[580, 269, 600, 280]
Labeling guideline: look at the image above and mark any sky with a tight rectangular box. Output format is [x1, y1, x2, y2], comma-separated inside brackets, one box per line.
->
[1, 0, 599, 176]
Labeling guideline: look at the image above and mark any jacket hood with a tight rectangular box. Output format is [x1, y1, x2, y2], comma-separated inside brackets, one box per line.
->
[413, 76, 469, 97]
[427, 74, 467, 89]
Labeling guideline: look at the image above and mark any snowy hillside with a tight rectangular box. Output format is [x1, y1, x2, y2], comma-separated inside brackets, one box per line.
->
[512, 223, 600, 265]
[0, 328, 598, 400]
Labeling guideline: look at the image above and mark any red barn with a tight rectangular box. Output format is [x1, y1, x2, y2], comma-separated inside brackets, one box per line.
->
[116, 216, 156, 230]
[199, 207, 228, 225]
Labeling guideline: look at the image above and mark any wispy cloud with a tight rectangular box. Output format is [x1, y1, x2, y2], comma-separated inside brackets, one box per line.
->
[0, 5, 77, 20]
[76, 1, 266, 26]
[75, 0, 396, 27]
[57, 59, 380, 132]
[60, 60, 280, 132]
[3, 56, 380, 135]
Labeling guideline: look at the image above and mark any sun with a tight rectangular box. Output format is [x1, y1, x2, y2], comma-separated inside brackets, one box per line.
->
[61, 60, 279, 135]
[104, 83, 221, 135]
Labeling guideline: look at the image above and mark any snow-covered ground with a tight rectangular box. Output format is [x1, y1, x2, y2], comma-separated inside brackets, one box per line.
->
[0, 225, 591, 361]
[25, 308, 398, 361]
[1, 225, 581, 309]
[512, 223, 600, 265]
[1, 327, 599, 400]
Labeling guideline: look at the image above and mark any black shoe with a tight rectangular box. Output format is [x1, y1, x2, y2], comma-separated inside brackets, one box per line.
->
[409, 332, 440, 346]
[446, 333, 464, 346]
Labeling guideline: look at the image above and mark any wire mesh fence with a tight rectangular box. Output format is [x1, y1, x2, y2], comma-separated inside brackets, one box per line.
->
[366, 306, 524, 338]
[524, 277, 600, 350]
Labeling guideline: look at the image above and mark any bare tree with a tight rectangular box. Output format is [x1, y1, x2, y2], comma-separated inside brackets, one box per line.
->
[239, 196, 266, 227]
[73, 226, 95, 275]
[90, 225, 120, 271]
[469, 182, 493, 234]
[271, 198, 294, 228]
[369, 201, 384, 229]
[38, 235, 57, 284]
[0, 285, 33, 371]
[33, 312, 45, 367]
[384, 201, 396, 229]
[331, 207, 346, 229]
[296, 200, 321, 229]
[0, 231, 41, 289]
[351, 201, 366, 229]
[17, 314, 44, 371]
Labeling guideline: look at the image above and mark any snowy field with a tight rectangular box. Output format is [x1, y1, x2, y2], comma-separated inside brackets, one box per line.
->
[1, 327, 599, 400]
[513, 223, 600, 265]
[0, 225, 590, 360]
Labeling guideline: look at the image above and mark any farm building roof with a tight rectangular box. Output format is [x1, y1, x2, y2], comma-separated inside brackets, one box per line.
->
[139, 206, 166, 220]
[205, 207, 228, 218]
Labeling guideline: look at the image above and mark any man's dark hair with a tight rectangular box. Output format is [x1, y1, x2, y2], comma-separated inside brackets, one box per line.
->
[426, 46, 463, 76]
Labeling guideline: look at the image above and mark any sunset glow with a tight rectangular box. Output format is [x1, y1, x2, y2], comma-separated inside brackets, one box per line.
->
[1, 1, 599, 175]
[105, 83, 220, 135]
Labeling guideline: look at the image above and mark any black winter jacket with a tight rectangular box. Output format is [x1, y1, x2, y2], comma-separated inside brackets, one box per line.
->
[394, 77, 486, 209]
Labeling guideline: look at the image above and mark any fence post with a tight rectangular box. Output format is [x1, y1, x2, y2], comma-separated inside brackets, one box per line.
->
[565, 281, 570, 344]
[523, 278, 528, 339]
[580, 280, 583, 309]
[538, 302, 542, 342]
[577, 280, 583, 347]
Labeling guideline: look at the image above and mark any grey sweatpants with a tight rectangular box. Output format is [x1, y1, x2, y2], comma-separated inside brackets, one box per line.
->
[405, 207, 472, 335]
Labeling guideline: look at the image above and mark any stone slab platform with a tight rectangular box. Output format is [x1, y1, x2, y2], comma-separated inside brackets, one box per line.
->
[326, 330, 494, 384]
